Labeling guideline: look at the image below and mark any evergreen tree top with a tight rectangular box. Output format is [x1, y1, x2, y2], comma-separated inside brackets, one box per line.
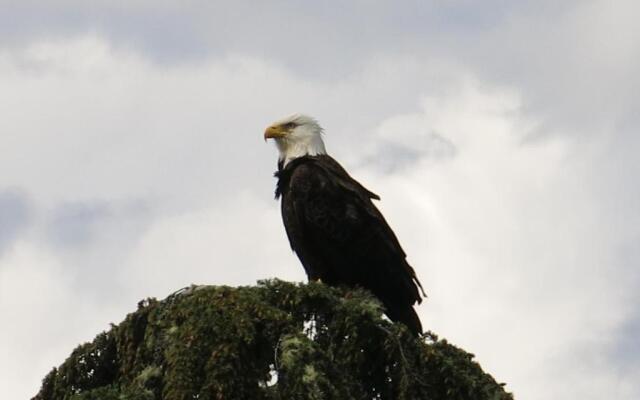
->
[34, 280, 512, 400]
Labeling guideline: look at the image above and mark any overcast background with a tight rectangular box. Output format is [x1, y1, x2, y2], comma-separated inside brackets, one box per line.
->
[1, 1, 639, 399]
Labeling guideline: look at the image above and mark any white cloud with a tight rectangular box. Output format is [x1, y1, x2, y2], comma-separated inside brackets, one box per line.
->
[0, 242, 123, 398]
[120, 191, 305, 300]
[355, 80, 638, 398]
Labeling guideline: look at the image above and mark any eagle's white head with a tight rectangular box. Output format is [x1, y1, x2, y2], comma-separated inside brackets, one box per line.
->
[264, 113, 327, 165]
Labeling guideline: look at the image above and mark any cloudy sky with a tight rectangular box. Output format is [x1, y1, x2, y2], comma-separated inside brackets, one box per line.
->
[1, 1, 639, 398]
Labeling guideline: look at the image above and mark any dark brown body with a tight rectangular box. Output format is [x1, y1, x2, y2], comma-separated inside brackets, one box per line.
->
[275, 155, 425, 335]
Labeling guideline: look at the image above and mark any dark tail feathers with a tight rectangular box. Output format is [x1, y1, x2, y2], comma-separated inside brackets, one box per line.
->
[386, 306, 422, 337]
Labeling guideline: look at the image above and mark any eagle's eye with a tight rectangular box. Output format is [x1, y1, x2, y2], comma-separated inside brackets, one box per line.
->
[284, 122, 297, 130]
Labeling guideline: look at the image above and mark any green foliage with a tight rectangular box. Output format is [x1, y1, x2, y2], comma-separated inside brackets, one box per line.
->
[33, 280, 512, 400]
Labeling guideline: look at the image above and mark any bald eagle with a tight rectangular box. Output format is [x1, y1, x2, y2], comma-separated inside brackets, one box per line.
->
[264, 114, 425, 335]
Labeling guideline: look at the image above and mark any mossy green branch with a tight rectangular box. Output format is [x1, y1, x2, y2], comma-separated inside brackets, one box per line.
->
[33, 280, 512, 400]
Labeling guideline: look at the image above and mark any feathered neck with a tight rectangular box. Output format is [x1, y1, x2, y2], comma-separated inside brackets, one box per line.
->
[276, 132, 327, 166]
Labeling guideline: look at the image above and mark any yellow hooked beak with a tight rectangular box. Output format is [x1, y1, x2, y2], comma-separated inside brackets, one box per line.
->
[264, 125, 287, 141]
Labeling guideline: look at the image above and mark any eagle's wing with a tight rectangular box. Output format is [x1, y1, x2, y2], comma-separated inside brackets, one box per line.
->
[283, 156, 424, 334]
